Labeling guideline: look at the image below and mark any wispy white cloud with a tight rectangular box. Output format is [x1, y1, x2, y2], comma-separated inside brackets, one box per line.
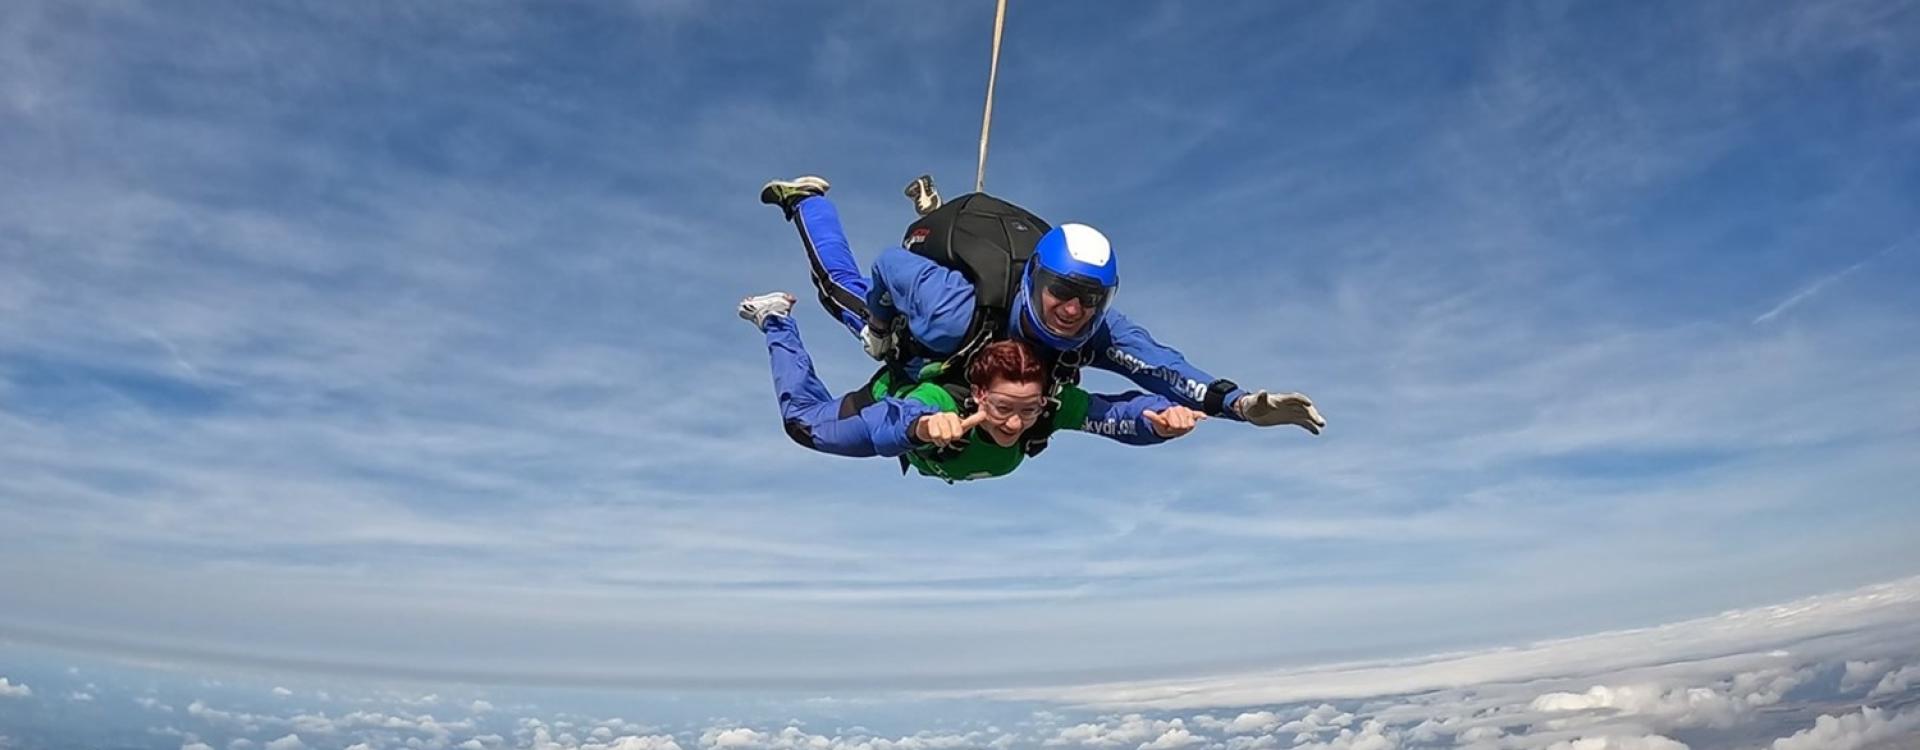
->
[1754, 235, 1912, 324]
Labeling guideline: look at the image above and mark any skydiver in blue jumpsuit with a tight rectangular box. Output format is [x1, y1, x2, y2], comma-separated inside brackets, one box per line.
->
[759, 175, 1327, 435]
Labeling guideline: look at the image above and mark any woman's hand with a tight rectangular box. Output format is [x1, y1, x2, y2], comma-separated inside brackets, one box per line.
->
[1143, 406, 1207, 439]
[914, 411, 987, 447]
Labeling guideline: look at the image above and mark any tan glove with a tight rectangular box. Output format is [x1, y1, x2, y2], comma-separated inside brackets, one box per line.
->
[1234, 391, 1325, 434]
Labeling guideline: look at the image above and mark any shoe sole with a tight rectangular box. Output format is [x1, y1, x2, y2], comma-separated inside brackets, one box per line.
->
[903, 174, 939, 214]
[759, 176, 831, 205]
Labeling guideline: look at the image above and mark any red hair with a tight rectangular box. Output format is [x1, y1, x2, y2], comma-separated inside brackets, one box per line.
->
[967, 339, 1046, 388]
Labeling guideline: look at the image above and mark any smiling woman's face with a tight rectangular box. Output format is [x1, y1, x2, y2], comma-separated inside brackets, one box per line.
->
[971, 379, 1044, 446]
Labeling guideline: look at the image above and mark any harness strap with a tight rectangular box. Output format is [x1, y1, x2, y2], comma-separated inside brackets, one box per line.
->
[1018, 346, 1085, 457]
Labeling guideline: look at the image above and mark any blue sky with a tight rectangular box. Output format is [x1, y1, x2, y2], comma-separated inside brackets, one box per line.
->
[3, 0, 1920, 722]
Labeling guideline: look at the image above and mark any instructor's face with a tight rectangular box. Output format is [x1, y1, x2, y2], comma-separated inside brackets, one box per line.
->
[973, 380, 1044, 446]
[1038, 288, 1094, 337]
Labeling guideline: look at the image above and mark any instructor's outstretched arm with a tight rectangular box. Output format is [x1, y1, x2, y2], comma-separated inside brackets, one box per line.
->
[1092, 310, 1325, 434]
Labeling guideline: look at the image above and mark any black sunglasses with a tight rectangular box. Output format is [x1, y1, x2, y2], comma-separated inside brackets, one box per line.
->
[1043, 279, 1109, 307]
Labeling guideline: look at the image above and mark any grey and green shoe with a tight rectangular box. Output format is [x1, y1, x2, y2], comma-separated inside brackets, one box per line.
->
[759, 176, 830, 219]
[903, 174, 941, 216]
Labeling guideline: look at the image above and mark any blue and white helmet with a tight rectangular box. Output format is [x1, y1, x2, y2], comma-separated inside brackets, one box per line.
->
[1015, 223, 1119, 351]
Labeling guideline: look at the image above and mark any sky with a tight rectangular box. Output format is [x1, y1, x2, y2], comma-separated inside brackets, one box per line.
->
[3, 0, 1920, 747]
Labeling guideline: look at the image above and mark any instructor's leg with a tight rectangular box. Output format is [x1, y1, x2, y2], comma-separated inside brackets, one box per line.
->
[760, 176, 870, 337]
[792, 195, 871, 335]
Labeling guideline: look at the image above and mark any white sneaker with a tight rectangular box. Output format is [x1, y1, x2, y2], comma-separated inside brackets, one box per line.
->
[738, 292, 797, 329]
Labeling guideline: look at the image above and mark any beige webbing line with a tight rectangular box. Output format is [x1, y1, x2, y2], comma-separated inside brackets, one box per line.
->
[974, 0, 1008, 194]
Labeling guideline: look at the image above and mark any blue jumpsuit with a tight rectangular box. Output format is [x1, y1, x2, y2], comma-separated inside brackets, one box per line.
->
[787, 194, 1253, 420]
[760, 314, 1175, 458]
